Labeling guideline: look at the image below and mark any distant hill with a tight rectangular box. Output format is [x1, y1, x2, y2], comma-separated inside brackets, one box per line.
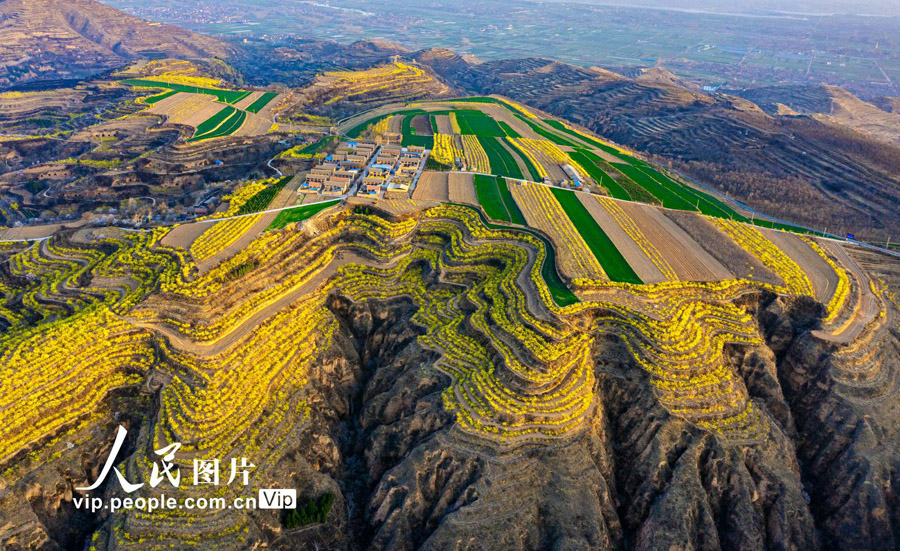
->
[739, 84, 900, 147]
[414, 53, 900, 241]
[0, 0, 234, 88]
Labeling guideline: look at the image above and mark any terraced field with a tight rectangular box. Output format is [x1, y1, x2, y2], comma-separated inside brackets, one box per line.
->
[4, 49, 899, 548]
[308, 62, 449, 111]
[127, 79, 278, 142]
[338, 98, 870, 297]
[1, 183, 892, 549]
[123, 78, 250, 104]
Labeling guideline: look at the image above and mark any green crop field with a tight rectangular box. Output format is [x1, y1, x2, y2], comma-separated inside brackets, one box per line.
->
[189, 107, 246, 142]
[474, 174, 512, 222]
[497, 121, 521, 139]
[268, 200, 341, 230]
[282, 135, 338, 158]
[455, 110, 506, 138]
[611, 163, 697, 212]
[504, 138, 542, 182]
[122, 79, 249, 104]
[544, 120, 617, 154]
[401, 115, 435, 149]
[628, 160, 739, 220]
[477, 136, 523, 180]
[192, 106, 235, 136]
[568, 150, 630, 200]
[245, 92, 278, 114]
[550, 188, 642, 284]
[514, 116, 580, 148]
[496, 179, 527, 225]
[571, 150, 658, 204]
[345, 109, 428, 138]
[143, 90, 178, 104]
[475, 175, 526, 225]
[440, 96, 536, 121]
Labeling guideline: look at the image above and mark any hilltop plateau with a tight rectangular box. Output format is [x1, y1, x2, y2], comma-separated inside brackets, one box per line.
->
[0, 3, 899, 551]
[412, 50, 900, 243]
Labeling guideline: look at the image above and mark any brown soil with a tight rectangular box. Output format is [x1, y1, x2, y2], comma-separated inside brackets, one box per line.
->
[578, 195, 667, 284]
[764, 230, 839, 304]
[624, 204, 732, 281]
[433, 114, 454, 135]
[412, 171, 449, 202]
[411, 114, 433, 136]
[665, 210, 782, 286]
[448, 172, 477, 204]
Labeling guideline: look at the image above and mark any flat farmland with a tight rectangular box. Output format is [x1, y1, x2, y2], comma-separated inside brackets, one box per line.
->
[189, 107, 246, 142]
[181, 104, 232, 130]
[245, 92, 280, 114]
[578, 195, 668, 284]
[387, 115, 403, 134]
[550, 188, 640, 283]
[402, 114, 435, 148]
[412, 171, 450, 202]
[160, 220, 214, 251]
[664, 210, 781, 286]
[433, 114, 454, 135]
[411, 114, 433, 136]
[148, 93, 220, 126]
[619, 202, 732, 282]
[481, 105, 533, 138]
[473, 175, 525, 225]
[461, 135, 490, 174]
[234, 91, 264, 111]
[123, 78, 250, 104]
[509, 183, 608, 281]
[448, 172, 478, 205]
[233, 111, 270, 137]
[455, 109, 506, 137]
[509, 138, 568, 182]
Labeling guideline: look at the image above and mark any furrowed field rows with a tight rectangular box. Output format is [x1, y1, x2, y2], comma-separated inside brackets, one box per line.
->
[477, 136, 524, 180]
[550, 188, 642, 284]
[235, 177, 291, 216]
[461, 134, 491, 173]
[505, 138, 544, 182]
[190, 215, 263, 262]
[431, 134, 465, 167]
[0, 196, 873, 519]
[509, 183, 607, 281]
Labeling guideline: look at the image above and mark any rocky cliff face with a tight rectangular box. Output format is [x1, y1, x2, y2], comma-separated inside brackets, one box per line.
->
[272, 279, 898, 551]
[2, 230, 899, 551]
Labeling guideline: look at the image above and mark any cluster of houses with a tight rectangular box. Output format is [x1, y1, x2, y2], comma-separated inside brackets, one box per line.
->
[358, 144, 426, 196]
[302, 139, 428, 199]
[302, 141, 378, 195]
